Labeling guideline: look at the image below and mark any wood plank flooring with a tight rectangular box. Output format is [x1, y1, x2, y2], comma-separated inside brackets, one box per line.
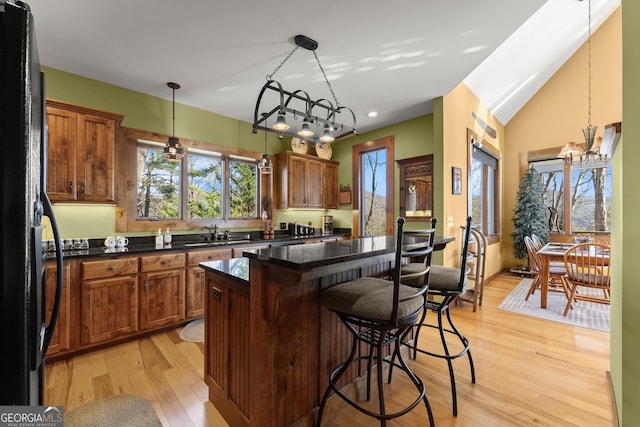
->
[44, 273, 612, 426]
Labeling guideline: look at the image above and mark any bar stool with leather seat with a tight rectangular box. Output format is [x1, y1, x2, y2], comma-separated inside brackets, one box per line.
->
[413, 216, 475, 416]
[315, 217, 435, 427]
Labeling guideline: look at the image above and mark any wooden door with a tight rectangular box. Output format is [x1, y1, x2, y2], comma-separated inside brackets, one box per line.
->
[306, 159, 323, 207]
[81, 275, 138, 345]
[44, 261, 71, 355]
[186, 267, 206, 318]
[77, 114, 115, 202]
[206, 277, 227, 392]
[322, 162, 339, 209]
[46, 106, 77, 201]
[287, 156, 309, 207]
[140, 269, 185, 330]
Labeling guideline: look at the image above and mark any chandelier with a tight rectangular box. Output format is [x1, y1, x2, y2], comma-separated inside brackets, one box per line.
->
[252, 35, 356, 146]
[164, 82, 184, 162]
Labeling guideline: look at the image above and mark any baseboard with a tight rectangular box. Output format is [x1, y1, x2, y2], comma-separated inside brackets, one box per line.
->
[606, 371, 619, 427]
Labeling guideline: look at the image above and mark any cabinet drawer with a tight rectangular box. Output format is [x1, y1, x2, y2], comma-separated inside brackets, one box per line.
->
[82, 257, 138, 280]
[187, 249, 232, 266]
[140, 253, 186, 272]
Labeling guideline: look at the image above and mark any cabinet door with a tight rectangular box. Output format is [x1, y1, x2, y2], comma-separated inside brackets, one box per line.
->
[77, 114, 115, 202]
[186, 267, 206, 318]
[288, 156, 309, 207]
[206, 277, 227, 391]
[46, 106, 78, 201]
[140, 269, 185, 330]
[205, 275, 251, 421]
[306, 160, 323, 207]
[322, 162, 339, 209]
[45, 261, 71, 355]
[81, 275, 138, 345]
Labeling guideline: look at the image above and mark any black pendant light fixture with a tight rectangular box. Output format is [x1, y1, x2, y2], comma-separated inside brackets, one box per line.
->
[164, 82, 184, 162]
[258, 114, 272, 174]
[252, 35, 356, 145]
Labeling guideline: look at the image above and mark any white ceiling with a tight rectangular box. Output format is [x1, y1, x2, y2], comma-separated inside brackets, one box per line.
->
[25, 0, 619, 133]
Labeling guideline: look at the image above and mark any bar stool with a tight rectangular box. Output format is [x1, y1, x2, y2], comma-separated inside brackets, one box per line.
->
[414, 216, 474, 416]
[316, 217, 435, 427]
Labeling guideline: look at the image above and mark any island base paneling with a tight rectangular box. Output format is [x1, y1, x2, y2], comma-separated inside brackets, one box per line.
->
[204, 252, 398, 427]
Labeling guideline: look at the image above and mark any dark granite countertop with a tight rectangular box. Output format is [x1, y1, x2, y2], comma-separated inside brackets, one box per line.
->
[200, 258, 250, 284]
[201, 235, 454, 278]
[44, 231, 352, 260]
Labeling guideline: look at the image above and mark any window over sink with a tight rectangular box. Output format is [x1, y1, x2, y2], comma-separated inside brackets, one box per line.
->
[118, 129, 264, 232]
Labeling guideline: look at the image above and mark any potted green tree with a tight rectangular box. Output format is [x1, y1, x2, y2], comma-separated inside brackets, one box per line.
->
[511, 166, 549, 271]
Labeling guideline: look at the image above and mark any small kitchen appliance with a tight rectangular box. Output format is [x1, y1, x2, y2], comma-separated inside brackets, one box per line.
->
[322, 215, 333, 236]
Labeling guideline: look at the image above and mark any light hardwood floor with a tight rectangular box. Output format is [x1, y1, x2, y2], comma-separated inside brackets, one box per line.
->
[44, 273, 612, 426]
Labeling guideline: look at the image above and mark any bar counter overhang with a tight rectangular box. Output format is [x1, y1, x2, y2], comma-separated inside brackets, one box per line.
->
[200, 234, 452, 427]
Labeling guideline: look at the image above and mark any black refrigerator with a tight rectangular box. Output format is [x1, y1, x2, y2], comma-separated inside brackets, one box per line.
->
[0, 0, 64, 405]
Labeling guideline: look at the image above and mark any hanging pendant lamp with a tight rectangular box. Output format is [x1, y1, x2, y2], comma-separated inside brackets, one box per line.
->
[164, 82, 184, 162]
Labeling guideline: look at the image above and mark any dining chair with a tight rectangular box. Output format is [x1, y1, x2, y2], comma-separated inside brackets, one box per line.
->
[316, 217, 435, 427]
[561, 243, 611, 316]
[524, 236, 568, 301]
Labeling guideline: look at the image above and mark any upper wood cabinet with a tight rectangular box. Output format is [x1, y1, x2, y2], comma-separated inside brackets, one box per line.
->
[45, 100, 123, 203]
[273, 151, 339, 209]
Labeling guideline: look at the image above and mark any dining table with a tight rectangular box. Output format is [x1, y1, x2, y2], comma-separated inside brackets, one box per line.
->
[536, 242, 575, 309]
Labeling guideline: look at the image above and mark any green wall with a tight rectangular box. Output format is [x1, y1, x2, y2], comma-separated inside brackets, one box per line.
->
[43, 67, 268, 153]
[618, 1, 640, 424]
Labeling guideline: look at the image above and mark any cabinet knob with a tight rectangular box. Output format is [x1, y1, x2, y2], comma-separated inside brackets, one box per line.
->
[161, 260, 168, 265]
[108, 265, 115, 271]
[79, 182, 85, 196]
[131, 281, 135, 293]
[212, 287, 222, 301]
[69, 181, 74, 194]
[144, 280, 148, 292]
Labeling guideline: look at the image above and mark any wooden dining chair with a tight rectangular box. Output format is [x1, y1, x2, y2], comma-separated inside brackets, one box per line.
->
[524, 236, 568, 300]
[561, 243, 611, 316]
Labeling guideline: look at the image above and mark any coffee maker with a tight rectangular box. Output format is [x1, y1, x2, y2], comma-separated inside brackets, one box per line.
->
[321, 215, 333, 236]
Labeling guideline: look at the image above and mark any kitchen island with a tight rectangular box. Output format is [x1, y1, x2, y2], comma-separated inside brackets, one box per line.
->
[200, 234, 452, 427]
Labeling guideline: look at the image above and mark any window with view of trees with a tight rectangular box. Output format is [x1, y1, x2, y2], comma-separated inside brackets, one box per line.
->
[137, 145, 181, 219]
[531, 159, 611, 234]
[469, 143, 500, 240]
[136, 143, 258, 221]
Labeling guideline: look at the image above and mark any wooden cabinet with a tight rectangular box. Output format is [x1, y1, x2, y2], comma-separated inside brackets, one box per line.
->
[80, 257, 138, 345]
[45, 100, 123, 202]
[44, 261, 71, 355]
[186, 248, 232, 319]
[273, 151, 339, 209]
[323, 162, 339, 209]
[205, 270, 251, 427]
[139, 253, 186, 330]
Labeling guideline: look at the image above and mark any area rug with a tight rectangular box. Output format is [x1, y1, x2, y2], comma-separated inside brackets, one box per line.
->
[179, 317, 204, 342]
[498, 278, 609, 332]
[65, 394, 162, 427]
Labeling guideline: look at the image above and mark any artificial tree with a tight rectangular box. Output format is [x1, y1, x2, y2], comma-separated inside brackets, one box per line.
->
[511, 166, 549, 264]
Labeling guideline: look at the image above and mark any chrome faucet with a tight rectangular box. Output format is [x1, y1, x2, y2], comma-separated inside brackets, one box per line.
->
[201, 224, 218, 241]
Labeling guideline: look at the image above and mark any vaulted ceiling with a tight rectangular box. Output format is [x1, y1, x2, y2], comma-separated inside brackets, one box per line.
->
[26, 0, 620, 133]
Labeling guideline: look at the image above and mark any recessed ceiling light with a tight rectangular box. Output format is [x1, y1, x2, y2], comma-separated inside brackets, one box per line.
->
[368, 111, 378, 118]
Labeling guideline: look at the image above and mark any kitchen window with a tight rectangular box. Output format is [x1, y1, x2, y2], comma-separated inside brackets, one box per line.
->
[121, 129, 264, 232]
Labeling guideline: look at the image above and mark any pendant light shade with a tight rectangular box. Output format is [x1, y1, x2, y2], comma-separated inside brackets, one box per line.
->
[298, 118, 314, 137]
[164, 82, 184, 162]
[273, 113, 289, 131]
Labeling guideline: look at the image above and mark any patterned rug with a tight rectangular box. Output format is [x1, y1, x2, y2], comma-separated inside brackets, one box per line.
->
[498, 278, 610, 332]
